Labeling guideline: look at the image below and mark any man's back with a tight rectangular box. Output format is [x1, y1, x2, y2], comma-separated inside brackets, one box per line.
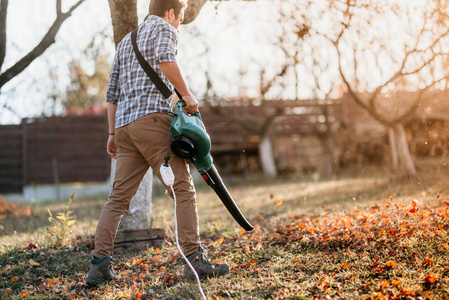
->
[106, 15, 179, 128]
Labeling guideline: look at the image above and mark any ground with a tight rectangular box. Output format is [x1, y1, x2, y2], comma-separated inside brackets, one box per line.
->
[1, 163, 449, 299]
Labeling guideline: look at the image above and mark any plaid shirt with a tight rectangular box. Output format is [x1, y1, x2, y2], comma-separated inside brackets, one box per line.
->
[106, 16, 178, 128]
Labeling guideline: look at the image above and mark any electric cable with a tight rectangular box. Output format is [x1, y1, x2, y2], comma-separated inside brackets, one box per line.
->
[160, 162, 207, 300]
[170, 184, 207, 300]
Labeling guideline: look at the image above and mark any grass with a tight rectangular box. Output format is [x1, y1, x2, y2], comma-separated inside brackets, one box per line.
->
[1, 164, 449, 299]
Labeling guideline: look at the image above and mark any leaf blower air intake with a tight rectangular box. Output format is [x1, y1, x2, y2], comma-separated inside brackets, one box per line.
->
[170, 101, 253, 231]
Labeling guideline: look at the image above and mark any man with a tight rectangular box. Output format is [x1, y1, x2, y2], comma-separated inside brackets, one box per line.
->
[87, 0, 229, 286]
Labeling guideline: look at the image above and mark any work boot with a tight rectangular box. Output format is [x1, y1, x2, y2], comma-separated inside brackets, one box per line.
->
[183, 249, 230, 280]
[86, 255, 119, 286]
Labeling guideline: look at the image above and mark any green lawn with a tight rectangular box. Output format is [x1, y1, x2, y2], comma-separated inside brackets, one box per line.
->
[1, 164, 449, 299]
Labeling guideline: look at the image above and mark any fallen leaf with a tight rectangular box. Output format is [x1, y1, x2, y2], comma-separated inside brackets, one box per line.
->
[155, 248, 161, 254]
[11, 275, 19, 285]
[20, 290, 28, 297]
[27, 242, 38, 250]
[28, 259, 41, 267]
[384, 261, 397, 268]
[425, 273, 437, 283]
[240, 229, 246, 235]
[400, 289, 413, 295]
[424, 257, 434, 265]
[392, 279, 401, 286]
[214, 237, 224, 247]
[276, 200, 283, 207]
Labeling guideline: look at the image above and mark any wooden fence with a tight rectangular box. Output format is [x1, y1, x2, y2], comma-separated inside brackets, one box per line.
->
[0, 115, 110, 194]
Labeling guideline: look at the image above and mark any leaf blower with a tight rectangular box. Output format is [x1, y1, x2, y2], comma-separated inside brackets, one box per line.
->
[170, 101, 254, 231]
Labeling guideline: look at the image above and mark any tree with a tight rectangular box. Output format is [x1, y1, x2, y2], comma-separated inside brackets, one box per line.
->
[320, 0, 449, 177]
[0, 0, 87, 90]
[265, 0, 449, 177]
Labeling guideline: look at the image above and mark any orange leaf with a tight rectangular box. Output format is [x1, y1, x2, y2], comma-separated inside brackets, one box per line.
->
[340, 263, 349, 270]
[424, 257, 434, 265]
[392, 279, 401, 286]
[20, 290, 28, 297]
[425, 273, 437, 283]
[400, 289, 413, 295]
[384, 261, 397, 268]
[444, 201, 449, 207]
[412, 199, 419, 208]
[409, 208, 418, 213]
[276, 200, 283, 207]
[155, 248, 161, 254]
[213, 237, 224, 247]
[239, 229, 246, 235]
[389, 196, 394, 201]
[213, 259, 222, 264]
[372, 205, 380, 210]
[380, 281, 389, 288]
[11, 275, 19, 285]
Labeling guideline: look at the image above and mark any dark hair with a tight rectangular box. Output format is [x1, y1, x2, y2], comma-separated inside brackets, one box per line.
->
[149, 0, 187, 18]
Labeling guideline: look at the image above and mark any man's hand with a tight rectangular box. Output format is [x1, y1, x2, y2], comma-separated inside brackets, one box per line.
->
[183, 94, 198, 114]
[107, 135, 117, 159]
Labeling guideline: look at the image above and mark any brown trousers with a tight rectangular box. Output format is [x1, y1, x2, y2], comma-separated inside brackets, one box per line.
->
[91, 113, 201, 258]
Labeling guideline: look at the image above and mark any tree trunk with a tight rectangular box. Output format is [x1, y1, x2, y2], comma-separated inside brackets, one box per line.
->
[109, 159, 153, 229]
[259, 131, 277, 178]
[107, 0, 138, 46]
[0, 0, 8, 70]
[388, 127, 399, 170]
[392, 123, 416, 177]
[107, 0, 149, 230]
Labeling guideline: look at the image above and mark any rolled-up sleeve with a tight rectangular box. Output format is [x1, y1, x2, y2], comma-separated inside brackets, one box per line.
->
[106, 53, 120, 104]
[154, 25, 178, 64]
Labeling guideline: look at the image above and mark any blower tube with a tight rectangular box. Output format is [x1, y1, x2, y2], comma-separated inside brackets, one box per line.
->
[200, 165, 254, 231]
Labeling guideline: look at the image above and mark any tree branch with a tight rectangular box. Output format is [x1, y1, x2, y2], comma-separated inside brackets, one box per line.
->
[0, 0, 8, 71]
[0, 0, 86, 89]
[183, 0, 207, 25]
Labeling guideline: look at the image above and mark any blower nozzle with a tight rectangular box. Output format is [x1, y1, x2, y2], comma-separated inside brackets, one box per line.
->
[170, 102, 253, 231]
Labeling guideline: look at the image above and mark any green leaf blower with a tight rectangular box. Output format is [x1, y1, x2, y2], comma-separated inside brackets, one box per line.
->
[170, 101, 254, 231]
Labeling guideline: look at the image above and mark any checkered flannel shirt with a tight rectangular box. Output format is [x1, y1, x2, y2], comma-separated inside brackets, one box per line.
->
[106, 15, 179, 128]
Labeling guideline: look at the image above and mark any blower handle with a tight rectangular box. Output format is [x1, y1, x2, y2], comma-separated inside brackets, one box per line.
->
[176, 100, 202, 119]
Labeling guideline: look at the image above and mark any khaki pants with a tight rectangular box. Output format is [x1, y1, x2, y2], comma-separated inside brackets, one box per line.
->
[91, 113, 201, 258]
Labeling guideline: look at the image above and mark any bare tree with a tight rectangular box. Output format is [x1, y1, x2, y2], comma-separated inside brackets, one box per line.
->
[321, 0, 449, 177]
[266, 0, 449, 177]
[0, 0, 87, 90]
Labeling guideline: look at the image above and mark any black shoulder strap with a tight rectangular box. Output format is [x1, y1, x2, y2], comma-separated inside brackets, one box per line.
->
[131, 29, 182, 100]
